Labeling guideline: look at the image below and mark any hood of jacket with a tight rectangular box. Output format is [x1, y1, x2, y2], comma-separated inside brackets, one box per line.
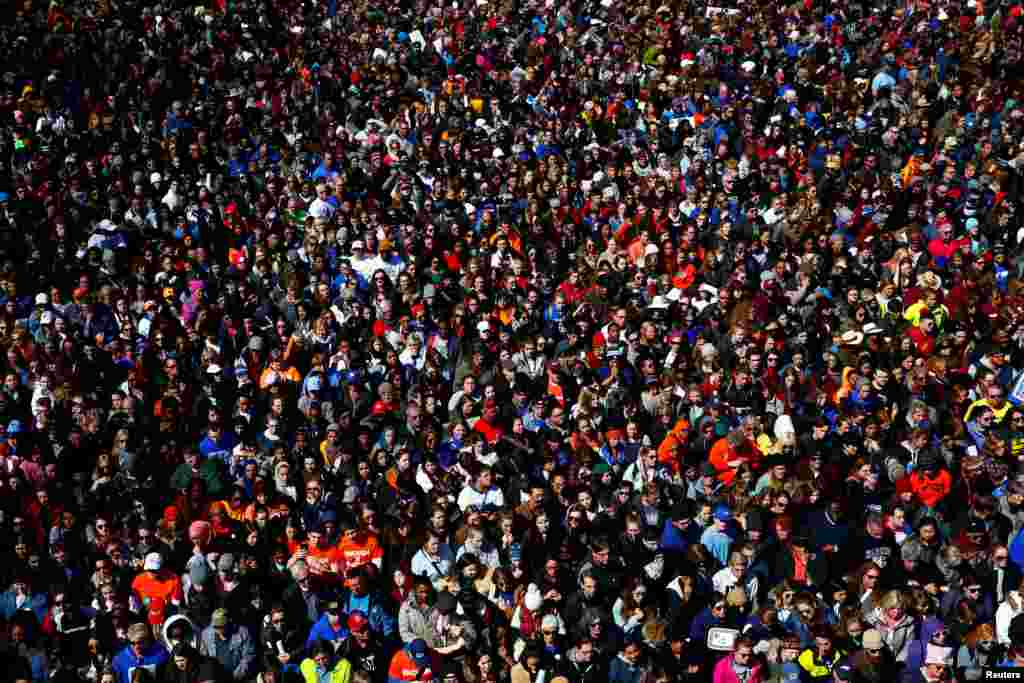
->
[162, 613, 198, 650]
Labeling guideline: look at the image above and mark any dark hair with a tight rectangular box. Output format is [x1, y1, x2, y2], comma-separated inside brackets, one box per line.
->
[309, 639, 333, 659]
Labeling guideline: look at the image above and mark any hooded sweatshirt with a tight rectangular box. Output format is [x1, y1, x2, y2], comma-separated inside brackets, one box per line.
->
[162, 613, 199, 651]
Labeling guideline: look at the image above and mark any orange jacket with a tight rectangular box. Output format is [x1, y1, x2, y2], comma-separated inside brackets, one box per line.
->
[709, 436, 762, 485]
[131, 571, 182, 607]
[657, 418, 691, 472]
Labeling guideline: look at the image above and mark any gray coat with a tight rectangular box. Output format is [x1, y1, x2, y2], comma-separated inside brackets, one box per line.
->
[398, 594, 433, 644]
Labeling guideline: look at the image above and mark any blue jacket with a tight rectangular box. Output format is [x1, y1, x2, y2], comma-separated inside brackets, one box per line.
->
[660, 519, 700, 555]
[609, 653, 645, 683]
[0, 590, 48, 623]
[112, 642, 170, 683]
[306, 613, 348, 650]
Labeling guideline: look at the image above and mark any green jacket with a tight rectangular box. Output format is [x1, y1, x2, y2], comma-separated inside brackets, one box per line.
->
[170, 460, 226, 497]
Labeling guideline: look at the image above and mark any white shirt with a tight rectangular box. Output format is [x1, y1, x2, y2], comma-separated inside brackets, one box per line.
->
[308, 198, 336, 220]
[456, 485, 505, 512]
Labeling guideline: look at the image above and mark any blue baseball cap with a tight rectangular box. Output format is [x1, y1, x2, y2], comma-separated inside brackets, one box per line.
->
[410, 638, 429, 661]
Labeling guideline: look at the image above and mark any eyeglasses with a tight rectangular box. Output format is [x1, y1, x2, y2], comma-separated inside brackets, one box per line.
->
[866, 648, 883, 655]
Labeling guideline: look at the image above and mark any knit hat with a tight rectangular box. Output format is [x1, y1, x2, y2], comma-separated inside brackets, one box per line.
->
[726, 587, 747, 607]
[189, 520, 211, 542]
[863, 629, 883, 649]
[524, 584, 543, 611]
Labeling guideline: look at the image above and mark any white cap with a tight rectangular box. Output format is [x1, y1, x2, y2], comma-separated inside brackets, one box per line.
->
[150, 172, 162, 184]
[649, 296, 670, 310]
[35, 293, 48, 305]
[144, 552, 162, 571]
[477, 320, 491, 333]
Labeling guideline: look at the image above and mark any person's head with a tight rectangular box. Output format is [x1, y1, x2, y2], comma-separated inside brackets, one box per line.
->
[880, 590, 906, 620]
[581, 573, 598, 598]
[310, 641, 333, 669]
[414, 579, 432, 606]
[622, 639, 644, 664]
[733, 637, 755, 664]
[128, 622, 150, 653]
[814, 626, 835, 657]
[324, 601, 341, 626]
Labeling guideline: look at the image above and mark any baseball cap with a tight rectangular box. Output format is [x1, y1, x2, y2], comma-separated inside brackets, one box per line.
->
[835, 664, 853, 681]
[713, 505, 732, 522]
[347, 611, 369, 633]
[143, 552, 162, 571]
[211, 608, 229, 627]
[410, 638, 429, 661]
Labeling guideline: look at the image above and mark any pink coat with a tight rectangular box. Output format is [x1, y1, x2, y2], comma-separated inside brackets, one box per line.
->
[713, 653, 765, 683]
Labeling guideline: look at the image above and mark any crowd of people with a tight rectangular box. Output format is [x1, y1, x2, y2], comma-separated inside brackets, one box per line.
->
[4, 0, 1024, 681]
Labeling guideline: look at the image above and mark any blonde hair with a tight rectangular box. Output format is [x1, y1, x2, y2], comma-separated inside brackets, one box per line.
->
[965, 623, 996, 649]
[879, 590, 906, 611]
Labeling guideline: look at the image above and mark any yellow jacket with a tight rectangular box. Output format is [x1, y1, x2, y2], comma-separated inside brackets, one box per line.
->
[300, 656, 352, 683]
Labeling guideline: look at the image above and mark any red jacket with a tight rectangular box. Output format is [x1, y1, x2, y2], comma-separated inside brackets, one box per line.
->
[910, 469, 952, 508]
